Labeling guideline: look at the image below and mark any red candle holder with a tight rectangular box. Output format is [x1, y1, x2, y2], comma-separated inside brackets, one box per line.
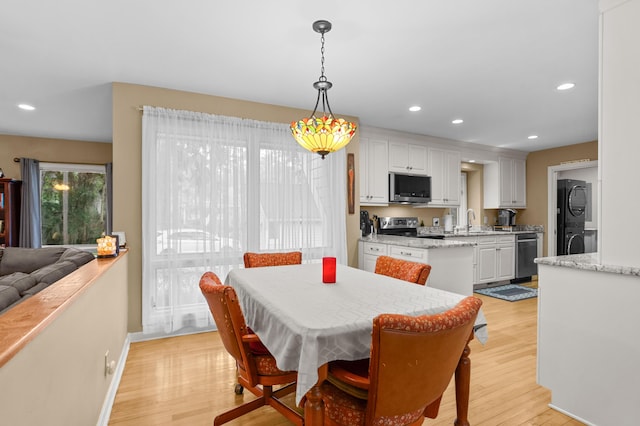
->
[322, 257, 336, 283]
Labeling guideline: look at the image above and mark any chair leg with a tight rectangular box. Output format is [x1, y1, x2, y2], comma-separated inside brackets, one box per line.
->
[214, 396, 266, 426]
[424, 395, 442, 418]
[266, 384, 304, 426]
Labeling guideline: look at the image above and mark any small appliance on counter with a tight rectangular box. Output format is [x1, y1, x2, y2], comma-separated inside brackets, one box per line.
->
[443, 214, 454, 232]
[498, 209, 517, 226]
[360, 210, 373, 237]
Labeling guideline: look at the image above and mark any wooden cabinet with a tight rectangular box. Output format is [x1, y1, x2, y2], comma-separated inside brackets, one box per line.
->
[0, 178, 22, 247]
[388, 141, 428, 175]
[427, 148, 460, 207]
[360, 137, 389, 205]
[484, 157, 526, 208]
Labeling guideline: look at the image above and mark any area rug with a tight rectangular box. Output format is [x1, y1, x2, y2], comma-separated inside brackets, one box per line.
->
[474, 284, 538, 302]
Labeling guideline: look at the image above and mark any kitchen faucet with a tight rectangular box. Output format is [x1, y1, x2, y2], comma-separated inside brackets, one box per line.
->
[467, 208, 476, 233]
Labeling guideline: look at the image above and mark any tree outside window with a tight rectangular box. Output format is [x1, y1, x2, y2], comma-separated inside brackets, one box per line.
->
[40, 163, 107, 245]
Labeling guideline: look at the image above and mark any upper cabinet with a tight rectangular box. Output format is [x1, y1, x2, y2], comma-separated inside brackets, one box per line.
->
[427, 148, 460, 207]
[484, 157, 526, 209]
[388, 141, 428, 175]
[360, 137, 389, 205]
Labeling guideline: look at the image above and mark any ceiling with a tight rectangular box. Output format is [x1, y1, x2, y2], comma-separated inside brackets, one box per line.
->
[1, 0, 599, 152]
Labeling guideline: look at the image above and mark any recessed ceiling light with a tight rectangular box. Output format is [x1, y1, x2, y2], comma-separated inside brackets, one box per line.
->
[451, 119, 464, 124]
[409, 106, 421, 112]
[556, 83, 575, 91]
[18, 104, 36, 111]
[528, 135, 539, 140]
[468, 160, 476, 163]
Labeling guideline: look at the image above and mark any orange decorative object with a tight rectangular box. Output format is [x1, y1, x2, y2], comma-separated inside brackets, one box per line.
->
[96, 235, 117, 257]
[374, 255, 431, 285]
[321, 296, 483, 425]
[243, 251, 302, 268]
[322, 257, 336, 283]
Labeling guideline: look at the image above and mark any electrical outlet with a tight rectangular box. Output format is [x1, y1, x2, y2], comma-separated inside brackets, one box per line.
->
[104, 350, 115, 376]
[432, 217, 440, 227]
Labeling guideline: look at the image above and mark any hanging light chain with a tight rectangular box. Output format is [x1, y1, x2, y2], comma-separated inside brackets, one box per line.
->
[319, 31, 326, 82]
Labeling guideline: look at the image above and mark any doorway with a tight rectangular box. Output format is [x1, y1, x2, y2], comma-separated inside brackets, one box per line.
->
[547, 160, 598, 256]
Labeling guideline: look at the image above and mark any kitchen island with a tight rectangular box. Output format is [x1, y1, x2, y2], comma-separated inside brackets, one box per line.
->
[358, 234, 475, 295]
[536, 253, 640, 425]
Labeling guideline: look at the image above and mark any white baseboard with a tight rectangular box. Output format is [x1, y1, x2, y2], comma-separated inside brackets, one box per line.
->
[548, 403, 596, 426]
[96, 334, 131, 426]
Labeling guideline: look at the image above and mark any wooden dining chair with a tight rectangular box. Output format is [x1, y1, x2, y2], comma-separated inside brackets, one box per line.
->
[320, 296, 483, 426]
[374, 255, 432, 285]
[199, 272, 303, 426]
[243, 251, 303, 268]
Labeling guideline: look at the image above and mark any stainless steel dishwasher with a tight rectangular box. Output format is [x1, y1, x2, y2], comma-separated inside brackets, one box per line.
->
[513, 233, 538, 282]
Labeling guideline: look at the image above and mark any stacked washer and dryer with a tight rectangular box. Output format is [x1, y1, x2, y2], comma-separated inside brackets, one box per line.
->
[557, 179, 587, 255]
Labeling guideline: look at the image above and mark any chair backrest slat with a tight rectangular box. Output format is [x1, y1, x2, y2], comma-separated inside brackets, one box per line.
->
[374, 255, 431, 285]
[243, 251, 302, 268]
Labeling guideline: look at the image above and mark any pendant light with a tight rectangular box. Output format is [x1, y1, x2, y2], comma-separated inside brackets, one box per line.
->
[290, 20, 357, 159]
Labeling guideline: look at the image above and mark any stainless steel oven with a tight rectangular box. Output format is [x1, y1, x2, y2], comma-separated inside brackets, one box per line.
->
[513, 233, 538, 282]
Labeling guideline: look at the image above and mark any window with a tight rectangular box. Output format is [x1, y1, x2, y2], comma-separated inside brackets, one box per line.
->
[142, 107, 347, 336]
[40, 163, 107, 246]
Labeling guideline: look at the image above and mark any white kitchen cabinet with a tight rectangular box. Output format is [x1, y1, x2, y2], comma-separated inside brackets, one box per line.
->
[427, 148, 461, 207]
[496, 235, 515, 281]
[388, 245, 428, 262]
[359, 137, 389, 205]
[484, 157, 526, 209]
[388, 141, 428, 175]
[359, 240, 388, 272]
[358, 239, 474, 295]
[476, 237, 498, 284]
[475, 234, 515, 284]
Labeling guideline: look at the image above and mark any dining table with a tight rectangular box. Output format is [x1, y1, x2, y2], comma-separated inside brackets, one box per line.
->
[225, 262, 487, 426]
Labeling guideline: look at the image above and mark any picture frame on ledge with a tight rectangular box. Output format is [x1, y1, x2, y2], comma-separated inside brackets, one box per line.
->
[112, 231, 127, 248]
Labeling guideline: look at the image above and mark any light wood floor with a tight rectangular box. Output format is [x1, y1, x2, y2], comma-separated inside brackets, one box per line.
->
[108, 283, 584, 426]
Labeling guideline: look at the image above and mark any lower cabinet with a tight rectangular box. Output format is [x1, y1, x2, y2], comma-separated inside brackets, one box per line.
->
[358, 240, 474, 295]
[388, 245, 428, 263]
[476, 235, 515, 284]
[359, 241, 388, 272]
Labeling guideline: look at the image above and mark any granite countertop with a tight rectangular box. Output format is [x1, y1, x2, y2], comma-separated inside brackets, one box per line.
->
[417, 224, 544, 238]
[360, 234, 476, 249]
[536, 253, 640, 277]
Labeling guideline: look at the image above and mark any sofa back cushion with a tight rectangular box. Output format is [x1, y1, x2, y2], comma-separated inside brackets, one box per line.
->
[60, 248, 96, 267]
[0, 247, 68, 276]
[31, 260, 79, 286]
[0, 285, 21, 311]
[0, 273, 38, 295]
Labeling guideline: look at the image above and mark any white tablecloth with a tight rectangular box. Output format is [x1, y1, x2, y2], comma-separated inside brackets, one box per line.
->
[225, 263, 487, 404]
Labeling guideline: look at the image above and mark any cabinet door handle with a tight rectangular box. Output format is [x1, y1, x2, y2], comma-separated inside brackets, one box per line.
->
[400, 251, 412, 256]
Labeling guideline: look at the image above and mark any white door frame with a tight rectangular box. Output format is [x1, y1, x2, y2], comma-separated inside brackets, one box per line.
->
[547, 160, 598, 256]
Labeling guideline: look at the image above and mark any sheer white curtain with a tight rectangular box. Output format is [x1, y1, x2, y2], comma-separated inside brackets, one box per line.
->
[141, 106, 347, 336]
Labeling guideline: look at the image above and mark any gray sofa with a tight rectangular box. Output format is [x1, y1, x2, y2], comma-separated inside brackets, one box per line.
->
[0, 247, 95, 314]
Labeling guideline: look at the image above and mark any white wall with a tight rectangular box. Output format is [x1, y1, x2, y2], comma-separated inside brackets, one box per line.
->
[599, 0, 640, 267]
[0, 255, 129, 426]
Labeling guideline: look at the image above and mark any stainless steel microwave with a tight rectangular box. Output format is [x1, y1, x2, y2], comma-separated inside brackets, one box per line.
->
[389, 173, 431, 204]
